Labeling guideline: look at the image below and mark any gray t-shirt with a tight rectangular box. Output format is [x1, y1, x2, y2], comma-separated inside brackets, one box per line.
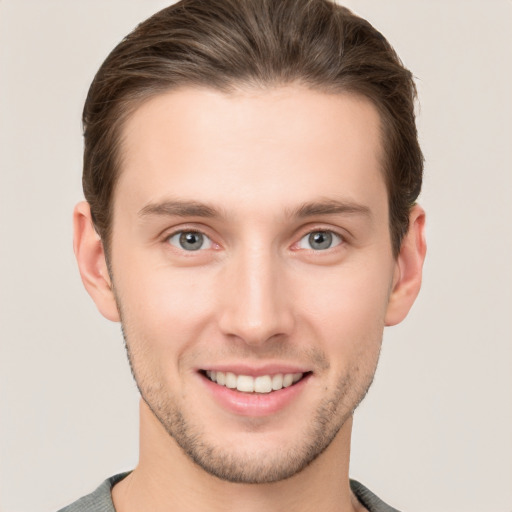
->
[58, 473, 401, 512]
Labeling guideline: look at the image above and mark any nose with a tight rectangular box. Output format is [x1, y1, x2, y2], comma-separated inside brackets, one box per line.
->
[217, 246, 294, 346]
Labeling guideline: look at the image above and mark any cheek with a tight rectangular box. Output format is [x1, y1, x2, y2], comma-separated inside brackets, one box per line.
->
[294, 260, 393, 348]
[112, 260, 218, 364]
[113, 240, 214, 314]
[305, 263, 391, 309]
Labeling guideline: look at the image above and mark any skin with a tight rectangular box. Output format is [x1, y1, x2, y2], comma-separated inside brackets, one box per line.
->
[74, 86, 426, 512]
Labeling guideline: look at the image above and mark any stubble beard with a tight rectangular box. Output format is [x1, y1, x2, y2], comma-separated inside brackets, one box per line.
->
[121, 326, 379, 484]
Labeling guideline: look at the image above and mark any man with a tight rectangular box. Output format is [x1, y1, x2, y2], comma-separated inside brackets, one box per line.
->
[64, 0, 426, 510]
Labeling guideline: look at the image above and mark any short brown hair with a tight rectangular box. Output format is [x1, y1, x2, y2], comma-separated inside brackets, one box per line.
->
[82, 0, 423, 257]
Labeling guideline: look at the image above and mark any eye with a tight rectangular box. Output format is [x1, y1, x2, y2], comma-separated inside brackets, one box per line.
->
[298, 230, 343, 251]
[167, 231, 213, 251]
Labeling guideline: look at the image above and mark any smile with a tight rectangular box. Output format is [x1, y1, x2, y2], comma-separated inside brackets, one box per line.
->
[205, 370, 306, 393]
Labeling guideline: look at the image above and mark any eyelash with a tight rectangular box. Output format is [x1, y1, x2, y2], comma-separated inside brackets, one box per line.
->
[164, 227, 346, 253]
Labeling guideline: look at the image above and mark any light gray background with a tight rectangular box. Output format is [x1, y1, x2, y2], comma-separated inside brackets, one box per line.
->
[1, 1, 511, 511]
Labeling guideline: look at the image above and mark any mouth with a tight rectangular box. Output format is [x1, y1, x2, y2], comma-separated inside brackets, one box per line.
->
[201, 370, 311, 393]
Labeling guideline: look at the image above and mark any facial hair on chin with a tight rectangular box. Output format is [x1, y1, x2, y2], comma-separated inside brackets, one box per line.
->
[121, 325, 380, 484]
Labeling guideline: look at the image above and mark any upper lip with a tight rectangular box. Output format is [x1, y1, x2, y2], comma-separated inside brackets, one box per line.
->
[198, 363, 311, 377]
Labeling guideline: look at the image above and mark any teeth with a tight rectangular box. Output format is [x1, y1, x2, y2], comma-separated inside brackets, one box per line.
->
[283, 374, 294, 387]
[206, 371, 304, 393]
[225, 372, 237, 389]
[236, 375, 254, 392]
[271, 374, 283, 390]
[216, 371, 226, 386]
[254, 375, 272, 393]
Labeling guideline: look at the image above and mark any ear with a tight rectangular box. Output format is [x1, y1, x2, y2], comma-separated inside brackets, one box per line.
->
[385, 204, 427, 326]
[73, 201, 120, 322]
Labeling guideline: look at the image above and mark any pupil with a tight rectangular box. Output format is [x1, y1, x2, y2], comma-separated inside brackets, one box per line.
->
[179, 232, 203, 250]
[309, 231, 332, 250]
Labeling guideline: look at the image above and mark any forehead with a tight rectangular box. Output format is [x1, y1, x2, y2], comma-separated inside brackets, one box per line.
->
[115, 86, 386, 218]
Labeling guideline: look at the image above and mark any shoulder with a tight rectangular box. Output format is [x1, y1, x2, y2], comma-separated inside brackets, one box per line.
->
[57, 473, 130, 512]
[350, 480, 402, 512]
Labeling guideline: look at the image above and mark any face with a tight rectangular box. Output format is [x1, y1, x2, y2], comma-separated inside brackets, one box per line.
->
[106, 86, 399, 483]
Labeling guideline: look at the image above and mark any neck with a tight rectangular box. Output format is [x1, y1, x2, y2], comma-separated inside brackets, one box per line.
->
[112, 400, 363, 512]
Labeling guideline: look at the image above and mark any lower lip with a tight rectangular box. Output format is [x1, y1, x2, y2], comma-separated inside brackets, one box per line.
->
[200, 373, 311, 417]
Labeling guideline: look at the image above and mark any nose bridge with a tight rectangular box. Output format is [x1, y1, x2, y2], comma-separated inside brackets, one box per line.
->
[218, 241, 293, 345]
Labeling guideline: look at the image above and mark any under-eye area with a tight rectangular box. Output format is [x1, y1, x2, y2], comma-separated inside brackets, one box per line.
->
[200, 370, 313, 393]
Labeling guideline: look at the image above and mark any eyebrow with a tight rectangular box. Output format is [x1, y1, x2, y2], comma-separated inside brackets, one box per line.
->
[138, 198, 371, 220]
[138, 200, 222, 219]
[292, 199, 372, 219]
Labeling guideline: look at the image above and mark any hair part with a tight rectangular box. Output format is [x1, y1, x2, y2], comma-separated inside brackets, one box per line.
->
[83, 0, 423, 258]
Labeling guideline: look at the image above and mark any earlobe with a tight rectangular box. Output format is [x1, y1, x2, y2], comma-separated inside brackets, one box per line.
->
[385, 204, 427, 326]
[73, 201, 120, 322]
